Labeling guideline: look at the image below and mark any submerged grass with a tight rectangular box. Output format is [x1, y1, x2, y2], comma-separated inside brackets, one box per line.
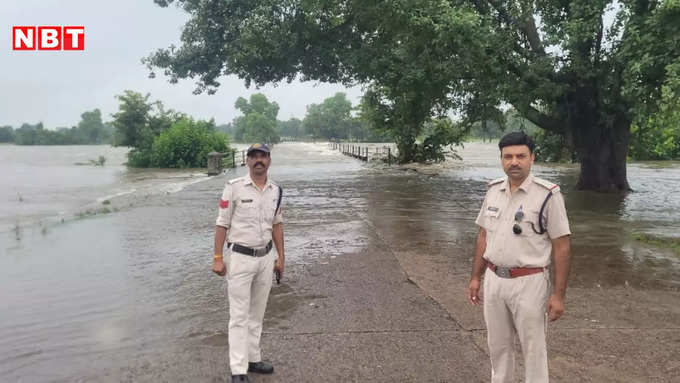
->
[75, 207, 114, 219]
[632, 233, 680, 255]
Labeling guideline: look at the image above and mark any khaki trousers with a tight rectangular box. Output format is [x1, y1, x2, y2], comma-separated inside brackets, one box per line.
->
[483, 268, 551, 383]
[225, 248, 276, 375]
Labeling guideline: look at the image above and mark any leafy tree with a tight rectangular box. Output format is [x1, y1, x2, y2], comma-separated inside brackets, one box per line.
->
[111, 90, 187, 166]
[145, 1, 478, 163]
[217, 122, 234, 137]
[150, 118, 229, 168]
[463, 0, 680, 190]
[415, 117, 466, 163]
[303, 92, 354, 139]
[146, 0, 680, 191]
[232, 94, 280, 143]
[629, 59, 680, 160]
[14, 122, 44, 145]
[77, 109, 110, 144]
[111, 91, 154, 149]
[358, 84, 467, 162]
[0, 126, 14, 142]
[278, 118, 302, 139]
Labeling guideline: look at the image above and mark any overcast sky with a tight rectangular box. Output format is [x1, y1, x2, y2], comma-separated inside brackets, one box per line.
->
[1, 0, 363, 129]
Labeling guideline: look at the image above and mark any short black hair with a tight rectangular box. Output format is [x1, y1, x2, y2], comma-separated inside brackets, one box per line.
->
[498, 131, 535, 153]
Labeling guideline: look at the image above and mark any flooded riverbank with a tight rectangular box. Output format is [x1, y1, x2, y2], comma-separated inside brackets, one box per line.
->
[1, 141, 678, 381]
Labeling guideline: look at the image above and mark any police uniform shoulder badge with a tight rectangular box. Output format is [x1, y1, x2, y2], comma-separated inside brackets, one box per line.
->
[487, 177, 505, 188]
[533, 177, 560, 193]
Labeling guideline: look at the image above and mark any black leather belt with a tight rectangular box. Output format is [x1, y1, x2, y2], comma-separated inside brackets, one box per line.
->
[228, 240, 273, 257]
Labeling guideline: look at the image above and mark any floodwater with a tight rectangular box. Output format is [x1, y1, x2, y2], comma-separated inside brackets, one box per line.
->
[0, 142, 678, 382]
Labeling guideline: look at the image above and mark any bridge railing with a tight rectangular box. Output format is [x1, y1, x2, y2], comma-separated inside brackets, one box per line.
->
[329, 142, 396, 165]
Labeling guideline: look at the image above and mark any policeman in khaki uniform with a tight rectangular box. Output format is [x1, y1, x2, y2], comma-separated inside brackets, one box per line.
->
[213, 143, 284, 383]
[468, 132, 571, 383]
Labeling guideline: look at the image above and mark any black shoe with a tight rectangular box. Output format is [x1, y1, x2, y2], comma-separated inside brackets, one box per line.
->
[231, 374, 249, 382]
[248, 360, 274, 374]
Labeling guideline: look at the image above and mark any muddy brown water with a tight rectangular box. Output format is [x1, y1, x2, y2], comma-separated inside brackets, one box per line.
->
[1, 142, 678, 381]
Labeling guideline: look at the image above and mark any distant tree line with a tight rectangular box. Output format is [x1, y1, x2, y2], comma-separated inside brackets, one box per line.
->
[217, 92, 392, 144]
[0, 109, 113, 145]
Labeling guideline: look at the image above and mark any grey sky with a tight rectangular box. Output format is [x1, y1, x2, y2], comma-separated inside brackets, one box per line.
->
[1, 0, 363, 129]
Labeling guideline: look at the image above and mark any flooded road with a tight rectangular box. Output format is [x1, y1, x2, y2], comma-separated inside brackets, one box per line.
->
[1, 142, 678, 382]
[361, 142, 680, 290]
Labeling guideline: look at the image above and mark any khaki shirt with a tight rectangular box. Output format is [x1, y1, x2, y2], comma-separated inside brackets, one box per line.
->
[475, 174, 570, 268]
[215, 174, 283, 248]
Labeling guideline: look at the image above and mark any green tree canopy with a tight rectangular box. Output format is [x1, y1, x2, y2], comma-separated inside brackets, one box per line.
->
[0, 125, 15, 143]
[146, 0, 680, 191]
[111, 91, 154, 149]
[232, 94, 280, 143]
[111, 90, 200, 167]
[77, 109, 113, 144]
[14, 122, 44, 145]
[303, 92, 354, 140]
[278, 118, 303, 139]
[150, 118, 229, 168]
[630, 59, 680, 160]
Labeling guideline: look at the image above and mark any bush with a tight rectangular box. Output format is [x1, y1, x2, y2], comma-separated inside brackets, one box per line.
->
[412, 118, 465, 163]
[629, 122, 680, 160]
[629, 61, 680, 160]
[149, 118, 229, 168]
[127, 148, 154, 167]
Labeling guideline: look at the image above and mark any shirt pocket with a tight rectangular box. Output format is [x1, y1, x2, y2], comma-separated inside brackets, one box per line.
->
[267, 197, 279, 218]
[520, 210, 542, 236]
[520, 210, 550, 248]
[234, 199, 258, 222]
[484, 208, 502, 232]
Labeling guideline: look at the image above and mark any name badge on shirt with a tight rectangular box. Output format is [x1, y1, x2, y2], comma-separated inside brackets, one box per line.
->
[241, 199, 253, 203]
[486, 206, 500, 218]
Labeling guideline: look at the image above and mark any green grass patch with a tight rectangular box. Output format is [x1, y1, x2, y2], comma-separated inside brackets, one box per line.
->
[632, 233, 680, 254]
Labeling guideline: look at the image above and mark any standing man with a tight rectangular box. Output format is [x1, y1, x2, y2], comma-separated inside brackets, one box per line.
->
[468, 132, 571, 383]
[213, 143, 285, 383]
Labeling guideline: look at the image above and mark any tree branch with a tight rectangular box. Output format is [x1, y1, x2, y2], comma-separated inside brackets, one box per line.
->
[595, 13, 603, 63]
[477, 0, 546, 55]
[512, 103, 564, 134]
[523, 14, 545, 55]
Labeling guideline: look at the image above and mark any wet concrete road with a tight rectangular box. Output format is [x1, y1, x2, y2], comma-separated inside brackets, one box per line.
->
[1, 142, 679, 382]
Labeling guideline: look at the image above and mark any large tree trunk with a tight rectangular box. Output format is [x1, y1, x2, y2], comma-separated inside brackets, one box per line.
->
[396, 134, 418, 163]
[574, 117, 632, 192]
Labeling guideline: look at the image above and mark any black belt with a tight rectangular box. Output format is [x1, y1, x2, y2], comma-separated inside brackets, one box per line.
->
[228, 240, 273, 257]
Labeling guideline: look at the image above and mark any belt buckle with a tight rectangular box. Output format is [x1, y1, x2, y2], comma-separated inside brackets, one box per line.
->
[254, 247, 265, 257]
[495, 266, 511, 278]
